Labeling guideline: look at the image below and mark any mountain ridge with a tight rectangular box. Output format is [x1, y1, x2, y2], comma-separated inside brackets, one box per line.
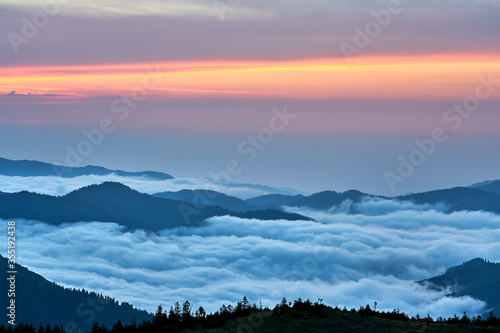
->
[420, 258, 500, 317]
[245, 186, 500, 215]
[399, 187, 500, 214]
[153, 189, 259, 212]
[0, 157, 173, 180]
[470, 180, 500, 195]
[0, 254, 152, 331]
[0, 182, 313, 231]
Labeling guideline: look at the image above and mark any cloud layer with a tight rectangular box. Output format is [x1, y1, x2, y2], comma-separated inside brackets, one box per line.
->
[3, 198, 499, 318]
[0, 174, 299, 199]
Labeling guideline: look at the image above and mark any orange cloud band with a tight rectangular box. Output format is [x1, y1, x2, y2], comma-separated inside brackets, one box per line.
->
[1, 55, 499, 100]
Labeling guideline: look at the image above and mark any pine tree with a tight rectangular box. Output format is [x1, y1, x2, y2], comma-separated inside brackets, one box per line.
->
[182, 300, 192, 320]
[195, 306, 206, 319]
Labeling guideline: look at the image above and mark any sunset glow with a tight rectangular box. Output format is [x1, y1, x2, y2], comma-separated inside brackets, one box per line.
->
[3, 56, 500, 100]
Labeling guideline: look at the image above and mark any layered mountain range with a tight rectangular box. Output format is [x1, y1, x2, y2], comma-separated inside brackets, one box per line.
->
[1, 157, 500, 327]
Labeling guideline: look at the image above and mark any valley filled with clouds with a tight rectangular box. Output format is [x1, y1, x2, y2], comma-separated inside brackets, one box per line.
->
[3, 194, 499, 319]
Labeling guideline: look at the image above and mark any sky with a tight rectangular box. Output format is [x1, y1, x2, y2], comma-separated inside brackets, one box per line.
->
[1, 0, 500, 195]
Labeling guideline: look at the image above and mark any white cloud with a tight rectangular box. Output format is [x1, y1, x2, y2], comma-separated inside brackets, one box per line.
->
[3, 200, 499, 319]
[4, 0, 497, 18]
[0, 174, 293, 199]
[286, 198, 500, 230]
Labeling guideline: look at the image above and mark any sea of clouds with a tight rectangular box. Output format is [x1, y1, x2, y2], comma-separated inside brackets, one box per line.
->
[0, 174, 299, 199]
[2, 195, 500, 319]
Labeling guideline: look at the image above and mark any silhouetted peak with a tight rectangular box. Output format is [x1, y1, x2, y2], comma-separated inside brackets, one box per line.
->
[446, 258, 496, 275]
[69, 181, 133, 192]
[64, 182, 143, 199]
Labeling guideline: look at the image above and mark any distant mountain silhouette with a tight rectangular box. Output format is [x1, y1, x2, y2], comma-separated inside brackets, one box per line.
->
[0, 157, 173, 179]
[0, 182, 312, 231]
[245, 194, 306, 209]
[0, 254, 152, 331]
[215, 180, 305, 196]
[470, 180, 500, 195]
[246, 190, 376, 210]
[398, 187, 500, 214]
[420, 258, 500, 317]
[247, 186, 500, 215]
[3, 156, 499, 216]
[153, 189, 259, 212]
[469, 179, 499, 188]
[294, 190, 369, 210]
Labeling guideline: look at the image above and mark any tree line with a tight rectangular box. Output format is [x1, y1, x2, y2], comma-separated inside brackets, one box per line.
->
[2, 297, 500, 333]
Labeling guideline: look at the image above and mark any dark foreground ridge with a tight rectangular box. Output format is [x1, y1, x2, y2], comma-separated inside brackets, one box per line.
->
[3, 297, 500, 333]
[0, 255, 152, 332]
